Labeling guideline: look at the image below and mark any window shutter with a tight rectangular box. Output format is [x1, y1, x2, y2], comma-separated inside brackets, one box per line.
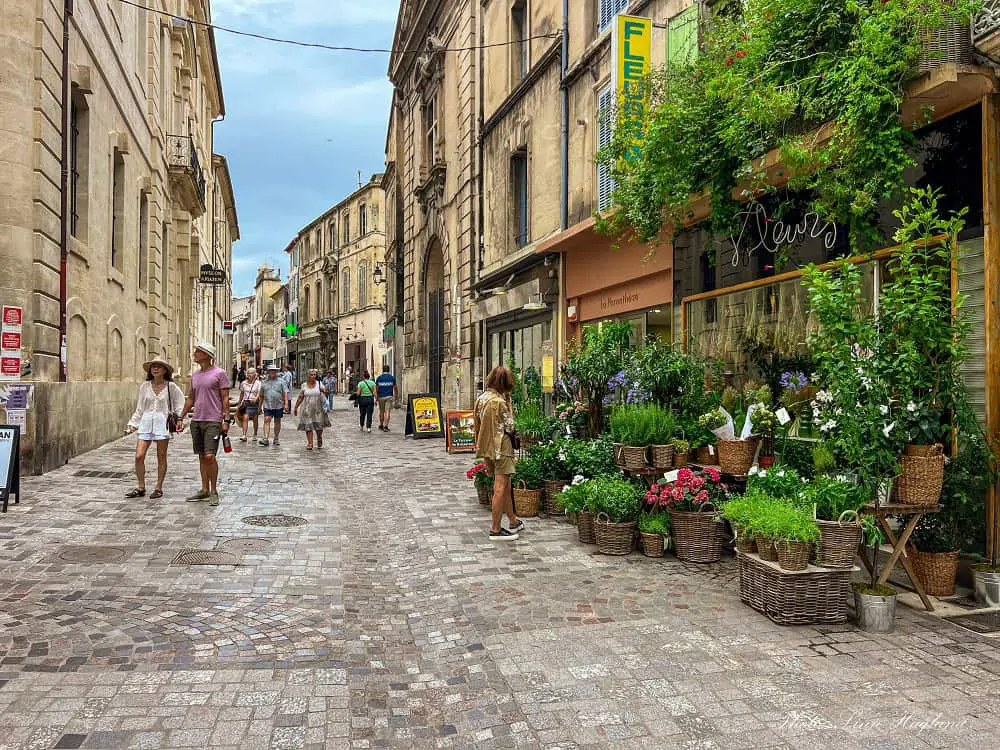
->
[599, 0, 631, 33]
[667, 4, 700, 70]
[597, 85, 614, 212]
[958, 237, 987, 426]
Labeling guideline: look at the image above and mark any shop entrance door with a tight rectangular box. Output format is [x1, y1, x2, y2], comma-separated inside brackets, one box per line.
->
[428, 288, 445, 396]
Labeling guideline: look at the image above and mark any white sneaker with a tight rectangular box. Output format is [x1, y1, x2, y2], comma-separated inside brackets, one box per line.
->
[366, 427, 372, 433]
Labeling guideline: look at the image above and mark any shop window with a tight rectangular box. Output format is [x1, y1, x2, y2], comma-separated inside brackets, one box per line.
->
[511, 1, 528, 83]
[598, 0, 630, 33]
[511, 150, 529, 248]
[597, 86, 614, 212]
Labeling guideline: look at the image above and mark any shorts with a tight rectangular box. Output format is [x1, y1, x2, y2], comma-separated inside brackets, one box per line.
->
[263, 408, 284, 420]
[137, 432, 169, 442]
[245, 403, 260, 418]
[483, 454, 516, 476]
[378, 397, 393, 411]
[190, 421, 222, 455]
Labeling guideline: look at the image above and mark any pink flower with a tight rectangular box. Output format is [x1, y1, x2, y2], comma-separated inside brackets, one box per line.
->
[677, 468, 694, 482]
[705, 467, 721, 482]
[671, 487, 685, 501]
[697, 490, 709, 503]
[690, 476, 705, 490]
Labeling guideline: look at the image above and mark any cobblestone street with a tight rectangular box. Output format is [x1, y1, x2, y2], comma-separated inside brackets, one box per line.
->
[1, 404, 999, 749]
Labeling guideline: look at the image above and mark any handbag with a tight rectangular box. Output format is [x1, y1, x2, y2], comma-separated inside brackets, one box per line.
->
[505, 428, 521, 451]
[166, 384, 179, 434]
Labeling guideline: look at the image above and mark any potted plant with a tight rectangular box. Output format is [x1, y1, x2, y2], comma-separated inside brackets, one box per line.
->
[512, 448, 544, 517]
[751, 406, 779, 469]
[671, 438, 690, 467]
[589, 476, 642, 556]
[769, 503, 821, 572]
[853, 517, 897, 633]
[559, 478, 595, 541]
[609, 405, 654, 471]
[537, 440, 571, 515]
[648, 407, 678, 471]
[514, 401, 547, 450]
[720, 493, 758, 554]
[466, 462, 494, 506]
[563, 322, 633, 437]
[638, 511, 671, 557]
[655, 466, 727, 563]
[804, 475, 865, 568]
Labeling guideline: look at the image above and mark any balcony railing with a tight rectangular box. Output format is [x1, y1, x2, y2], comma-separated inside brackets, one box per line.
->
[166, 134, 206, 215]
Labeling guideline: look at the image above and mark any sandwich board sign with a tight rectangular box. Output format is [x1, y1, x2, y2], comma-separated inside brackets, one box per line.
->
[0, 425, 20, 512]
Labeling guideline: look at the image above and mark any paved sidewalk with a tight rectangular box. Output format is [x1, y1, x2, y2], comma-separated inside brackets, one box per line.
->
[1, 404, 999, 749]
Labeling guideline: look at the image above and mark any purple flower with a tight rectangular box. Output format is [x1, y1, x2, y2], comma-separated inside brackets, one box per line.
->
[780, 371, 808, 392]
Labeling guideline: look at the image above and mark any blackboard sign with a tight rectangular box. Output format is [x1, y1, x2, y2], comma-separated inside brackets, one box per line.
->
[405, 394, 443, 439]
[0, 425, 20, 513]
[445, 410, 476, 453]
[198, 264, 227, 285]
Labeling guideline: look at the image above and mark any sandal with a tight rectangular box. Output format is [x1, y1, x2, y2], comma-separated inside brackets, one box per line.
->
[149, 489, 163, 499]
[125, 488, 145, 498]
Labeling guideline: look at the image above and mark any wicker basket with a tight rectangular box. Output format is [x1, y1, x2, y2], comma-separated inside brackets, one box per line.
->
[617, 444, 649, 471]
[640, 531, 665, 557]
[513, 481, 541, 518]
[613, 443, 625, 468]
[577, 510, 596, 544]
[816, 511, 861, 568]
[695, 446, 717, 465]
[566, 511, 579, 526]
[896, 443, 945, 505]
[717, 438, 759, 476]
[916, 20, 973, 75]
[775, 539, 811, 572]
[476, 484, 493, 506]
[738, 552, 853, 626]
[670, 504, 721, 563]
[909, 547, 959, 597]
[649, 444, 676, 471]
[755, 534, 778, 562]
[595, 513, 636, 556]
[543, 480, 569, 515]
[733, 525, 758, 554]
[673, 451, 689, 468]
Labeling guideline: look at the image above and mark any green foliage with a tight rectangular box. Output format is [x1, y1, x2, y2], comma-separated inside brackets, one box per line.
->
[557, 480, 591, 514]
[588, 475, 643, 523]
[777, 438, 817, 479]
[699, 409, 728, 431]
[536, 441, 568, 481]
[803, 475, 866, 522]
[626, 340, 719, 416]
[561, 437, 618, 480]
[746, 466, 806, 502]
[812, 443, 837, 474]
[514, 401, 547, 439]
[671, 438, 690, 453]
[609, 405, 676, 446]
[513, 449, 545, 490]
[563, 322, 634, 436]
[638, 511, 672, 535]
[751, 406, 778, 435]
[597, 0, 976, 252]
[727, 489, 819, 542]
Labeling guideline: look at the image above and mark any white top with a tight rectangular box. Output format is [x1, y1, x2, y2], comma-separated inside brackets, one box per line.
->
[239, 379, 262, 403]
[127, 381, 185, 434]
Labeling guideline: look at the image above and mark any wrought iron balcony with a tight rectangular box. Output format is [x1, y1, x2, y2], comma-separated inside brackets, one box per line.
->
[166, 134, 206, 216]
[974, 1, 1000, 60]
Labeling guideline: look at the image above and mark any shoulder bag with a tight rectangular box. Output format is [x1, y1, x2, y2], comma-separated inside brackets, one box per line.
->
[166, 384, 179, 434]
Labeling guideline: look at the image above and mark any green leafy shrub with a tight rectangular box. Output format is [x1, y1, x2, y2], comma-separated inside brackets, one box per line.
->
[514, 401, 547, 439]
[746, 466, 806, 502]
[638, 511, 671, 535]
[513, 449, 545, 490]
[557, 480, 591, 514]
[671, 438, 690, 454]
[610, 405, 675, 446]
[588, 475, 642, 523]
[562, 437, 617, 479]
[776, 438, 817, 479]
[803, 476, 866, 522]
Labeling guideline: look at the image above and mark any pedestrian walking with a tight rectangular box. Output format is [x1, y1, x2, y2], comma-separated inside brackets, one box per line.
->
[356, 370, 377, 433]
[322, 370, 336, 412]
[123, 357, 185, 499]
[231, 364, 239, 387]
[179, 342, 230, 507]
[259, 364, 290, 446]
[343, 365, 352, 395]
[282, 366, 294, 413]
[238, 365, 246, 384]
[293, 368, 331, 449]
[375, 365, 397, 432]
[474, 366, 523, 541]
[237, 367, 262, 442]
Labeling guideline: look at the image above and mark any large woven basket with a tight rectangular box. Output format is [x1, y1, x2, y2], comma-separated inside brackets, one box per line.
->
[649, 444, 675, 471]
[755, 534, 778, 562]
[738, 552, 853, 626]
[896, 443, 945, 505]
[717, 438, 759, 476]
[670, 504, 721, 563]
[577, 510, 596, 544]
[617, 444, 649, 471]
[673, 451, 689, 468]
[595, 513, 636, 556]
[640, 531, 665, 557]
[816, 511, 861, 568]
[733, 525, 758, 554]
[909, 547, 959, 597]
[775, 540, 811, 572]
[612, 443, 625, 468]
[476, 484, 493, 506]
[543, 480, 568, 515]
[695, 446, 717, 465]
[916, 20, 973, 75]
[513, 481, 541, 518]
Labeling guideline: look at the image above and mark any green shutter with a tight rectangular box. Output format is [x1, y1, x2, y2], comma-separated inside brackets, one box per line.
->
[667, 4, 700, 70]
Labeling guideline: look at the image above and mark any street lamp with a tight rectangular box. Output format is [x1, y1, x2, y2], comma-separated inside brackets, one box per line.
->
[373, 262, 386, 286]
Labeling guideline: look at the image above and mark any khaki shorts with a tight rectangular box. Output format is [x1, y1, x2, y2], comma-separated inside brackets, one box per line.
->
[484, 455, 516, 476]
[378, 396, 393, 411]
[190, 420, 222, 455]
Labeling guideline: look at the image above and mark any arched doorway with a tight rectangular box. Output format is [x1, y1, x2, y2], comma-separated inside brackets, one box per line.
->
[424, 240, 445, 395]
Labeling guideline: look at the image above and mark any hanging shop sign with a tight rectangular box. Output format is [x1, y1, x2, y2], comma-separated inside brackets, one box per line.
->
[613, 15, 652, 163]
[445, 410, 476, 453]
[730, 202, 838, 267]
[198, 264, 227, 285]
[0, 425, 20, 513]
[222, 320, 234, 333]
[405, 393, 444, 439]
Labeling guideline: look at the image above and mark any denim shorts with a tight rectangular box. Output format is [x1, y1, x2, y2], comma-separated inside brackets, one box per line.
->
[263, 408, 284, 420]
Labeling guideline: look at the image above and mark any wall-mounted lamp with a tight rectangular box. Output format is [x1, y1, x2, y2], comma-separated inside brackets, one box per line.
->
[373, 262, 386, 286]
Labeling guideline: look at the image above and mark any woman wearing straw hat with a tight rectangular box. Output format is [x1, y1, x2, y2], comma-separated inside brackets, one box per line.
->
[124, 357, 185, 499]
[236, 367, 262, 442]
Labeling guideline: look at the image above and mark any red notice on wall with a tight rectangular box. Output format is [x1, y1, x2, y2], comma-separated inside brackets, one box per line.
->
[1, 306, 22, 329]
[0, 356, 21, 378]
[1, 332, 21, 352]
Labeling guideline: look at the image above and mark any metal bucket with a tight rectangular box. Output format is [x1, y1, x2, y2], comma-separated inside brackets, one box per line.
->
[854, 590, 897, 634]
[974, 570, 1000, 608]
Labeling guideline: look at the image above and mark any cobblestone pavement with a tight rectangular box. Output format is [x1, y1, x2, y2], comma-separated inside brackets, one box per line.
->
[2, 403, 999, 749]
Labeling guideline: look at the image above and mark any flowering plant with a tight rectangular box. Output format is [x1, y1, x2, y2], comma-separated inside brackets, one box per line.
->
[646, 467, 726, 512]
[698, 409, 727, 431]
[555, 400, 589, 432]
[466, 463, 494, 490]
[780, 371, 808, 392]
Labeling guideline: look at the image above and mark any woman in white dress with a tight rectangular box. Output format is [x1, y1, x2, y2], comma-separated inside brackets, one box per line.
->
[293, 369, 331, 450]
[237, 367, 262, 441]
[124, 357, 185, 499]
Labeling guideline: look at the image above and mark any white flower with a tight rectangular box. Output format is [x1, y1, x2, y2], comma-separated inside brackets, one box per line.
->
[879, 405, 889, 415]
[748, 466, 759, 476]
[571, 474, 586, 485]
[906, 401, 917, 413]
[759, 469, 768, 477]
[558, 450, 567, 462]
[883, 422, 896, 438]
[777, 471, 785, 477]
[820, 419, 837, 433]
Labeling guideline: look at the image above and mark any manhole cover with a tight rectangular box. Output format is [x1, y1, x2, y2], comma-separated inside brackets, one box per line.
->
[72, 470, 133, 479]
[943, 611, 1000, 634]
[58, 546, 131, 563]
[217, 538, 273, 554]
[241, 514, 307, 528]
[171, 549, 242, 566]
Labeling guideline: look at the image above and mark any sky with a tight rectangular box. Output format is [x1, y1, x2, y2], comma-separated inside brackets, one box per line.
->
[212, 0, 398, 296]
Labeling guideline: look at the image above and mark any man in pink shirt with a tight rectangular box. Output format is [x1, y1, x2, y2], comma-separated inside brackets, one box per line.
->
[179, 342, 230, 506]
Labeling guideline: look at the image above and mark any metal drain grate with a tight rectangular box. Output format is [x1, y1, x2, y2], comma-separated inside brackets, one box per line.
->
[171, 549, 242, 566]
[73, 470, 133, 479]
[58, 546, 132, 563]
[217, 538, 273, 554]
[943, 611, 1000, 635]
[241, 514, 308, 528]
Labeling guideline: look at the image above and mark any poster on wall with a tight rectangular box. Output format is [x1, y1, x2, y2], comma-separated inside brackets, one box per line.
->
[445, 410, 476, 453]
[0, 425, 20, 513]
[405, 394, 444, 439]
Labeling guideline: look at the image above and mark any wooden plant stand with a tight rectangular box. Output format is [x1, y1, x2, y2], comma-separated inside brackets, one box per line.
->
[859, 502, 942, 612]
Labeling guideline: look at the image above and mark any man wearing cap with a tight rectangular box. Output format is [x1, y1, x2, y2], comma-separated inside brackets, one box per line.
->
[259, 364, 290, 446]
[179, 342, 230, 506]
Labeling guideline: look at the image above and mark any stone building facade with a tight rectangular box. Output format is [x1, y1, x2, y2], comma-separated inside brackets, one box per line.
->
[290, 205, 339, 381]
[0, 0, 237, 472]
[250, 266, 281, 369]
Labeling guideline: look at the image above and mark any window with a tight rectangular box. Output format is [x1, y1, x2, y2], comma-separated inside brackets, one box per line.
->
[342, 267, 351, 312]
[111, 149, 125, 270]
[135, 2, 147, 81]
[511, 151, 529, 248]
[598, 0, 630, 33]
[138, 194, 149, 291]
[358, 261, 368, 307]
[70, 90, 89, 239]
[304, 286, 311, 322]
[511, 1, 528, 82]
[160, 27, 170, 124]
[359, 203, 368, 236]
[316, 280, 323, 318]
[342, 211, 350, 244]
[422, 93, 439, 167]
[597, 85, 614, 211]
[161, 221, 168, 305]
[329, 219, 337, 249]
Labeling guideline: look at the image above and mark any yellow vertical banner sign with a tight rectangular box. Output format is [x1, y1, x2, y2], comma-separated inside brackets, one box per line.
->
[613, 15, 652, 163]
